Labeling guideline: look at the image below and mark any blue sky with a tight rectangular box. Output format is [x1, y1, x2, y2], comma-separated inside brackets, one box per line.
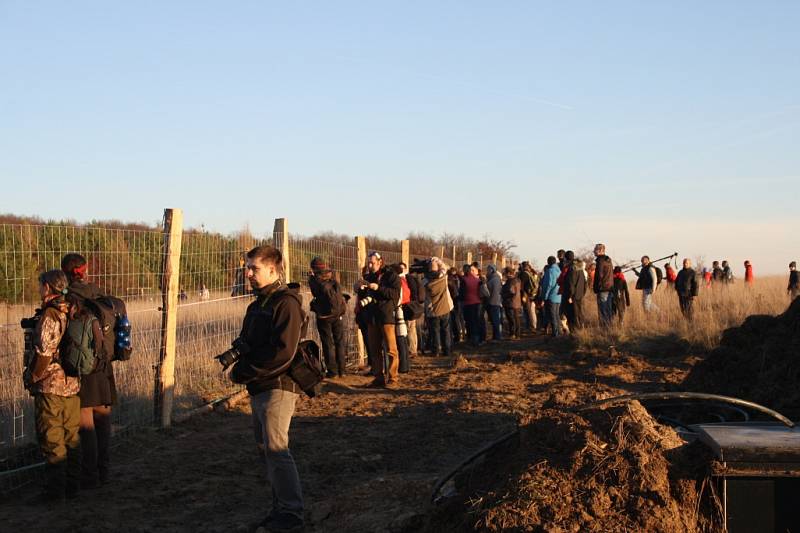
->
[2, 1, 798, 274]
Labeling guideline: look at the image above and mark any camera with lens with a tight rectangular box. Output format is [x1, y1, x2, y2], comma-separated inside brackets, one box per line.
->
[215, 338, 250, 371]
[408, 258, 433, 275]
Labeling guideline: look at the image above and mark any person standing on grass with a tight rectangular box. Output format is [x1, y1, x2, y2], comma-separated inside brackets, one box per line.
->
[308, 257, 347, 378]
[540, 256, 562, 337]
[712, 261, 724, 284]
[788, 262, 799, 301]
[675, 258, 699, 319]
[460, 263, 483, 346]
[391, 263, 411, 373]
[61, 253, 115, 489]
[222, 245, 305, 532]
[518, 262, 538, 332]
[360, 251, 401, 387]
[482, 263, 504, 341]
[722, 260, 734, 284]
[611, 266, 630, 326]
[564, 258, 587, 331]
[664, 263, 677, 286]
[23, 270, 80, 503]
[447, 267, 464, 344]
[501, 266, 522, 339]
[633, 255, 659, 313]
[424, 257, 454, 356]
[744, 260, 754, 287]
[404, 265, 426, 357]
[703, 267, 713, 288]
[593, 243, 615, 327]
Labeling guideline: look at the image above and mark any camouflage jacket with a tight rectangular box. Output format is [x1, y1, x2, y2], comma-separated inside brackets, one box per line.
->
[27, 300, 80, 397]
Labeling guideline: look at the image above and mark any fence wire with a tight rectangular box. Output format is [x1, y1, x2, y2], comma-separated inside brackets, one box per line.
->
[1, 221, 475, 492]
[0, 223, 165, 491]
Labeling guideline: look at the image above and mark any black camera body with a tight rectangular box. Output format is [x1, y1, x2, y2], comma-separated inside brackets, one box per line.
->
[215, 337, 250, 371]
[408, 258, 433, 275]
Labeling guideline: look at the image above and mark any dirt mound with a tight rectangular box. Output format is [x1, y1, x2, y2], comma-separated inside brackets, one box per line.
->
[683, 297, 800, 418]
[426, 401, 720, 532]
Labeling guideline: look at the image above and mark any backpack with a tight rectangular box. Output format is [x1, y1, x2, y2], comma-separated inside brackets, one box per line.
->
[654, 266, 664, 286]
[232, 285, 324, 397]
[80, 295, 132, 362]
[61, 312, 103, 376]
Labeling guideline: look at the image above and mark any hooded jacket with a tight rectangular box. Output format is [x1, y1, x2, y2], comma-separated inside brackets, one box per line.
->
[540, 264, 562, 304]
[502, 276, 522, 309]
[484, 265, 503, 307]
[563, 260, 587, 301]
[27, 297, 80, 397]
[233, 281, 304, 395]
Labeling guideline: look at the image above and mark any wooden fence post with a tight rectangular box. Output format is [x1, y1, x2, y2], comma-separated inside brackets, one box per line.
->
[452, 245, 457, 264]
[492, 252, 498, 266]
[355, 236, 367, 366]
[500, 255, 506, 269]
[273, 218, 291, 283]
[401, 239, 410, 267]
[155, 208, 183, 428]
[466, 251, 473, 264]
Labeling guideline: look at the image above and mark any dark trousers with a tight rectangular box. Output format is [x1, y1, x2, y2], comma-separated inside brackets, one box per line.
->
[463, 304, 481, 345]
[450, 306, 464, 343]
[547, 301, 561, 337]
[678, 295, 694, 319]
[564, 299, 584, 331]
[504, 307, 521, 338]
[428, 314, 452, 356]
[317, 316, 346, 375]
[397, 335, 410, 373]
[488, 305, 503, 340]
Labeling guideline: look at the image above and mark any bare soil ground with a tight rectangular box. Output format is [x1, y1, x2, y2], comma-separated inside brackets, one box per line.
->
[0, 332, 707, 532]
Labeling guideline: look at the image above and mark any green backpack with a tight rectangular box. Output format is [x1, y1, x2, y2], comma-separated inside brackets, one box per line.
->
[61, 315, 101, 376]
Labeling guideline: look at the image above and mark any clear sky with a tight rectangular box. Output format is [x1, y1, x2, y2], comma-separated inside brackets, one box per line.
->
[2, 1, 798, 274]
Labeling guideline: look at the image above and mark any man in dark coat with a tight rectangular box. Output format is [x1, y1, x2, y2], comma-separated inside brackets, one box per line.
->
[593, 244, 615, 327]
[225, 245, 306, 531]
[563, 259, 587, 331]
[675, 258, 699, 319]
[788, 261, 799, 301]
[308, 257, 347, 378]
[359, 251, 401, 387]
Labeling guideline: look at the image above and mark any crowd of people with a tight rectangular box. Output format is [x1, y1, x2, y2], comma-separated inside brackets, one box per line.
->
[21, 244, 800, 532]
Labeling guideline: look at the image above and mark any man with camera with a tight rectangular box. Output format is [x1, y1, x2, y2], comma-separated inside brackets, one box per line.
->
[216, 245, 305, 532]
[358, 251, 401, 387]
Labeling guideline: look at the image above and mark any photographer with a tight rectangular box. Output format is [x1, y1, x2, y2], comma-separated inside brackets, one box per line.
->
[423, 257, 454, 357]
[308, 257, 347, 378]
[219, 245, 305, 532]
[358, 251, 401, 387]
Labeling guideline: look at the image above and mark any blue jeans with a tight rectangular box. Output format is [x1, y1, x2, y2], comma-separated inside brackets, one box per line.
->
[428, 314, 452, 355]
[488, 305, 503, 340]
[597, 291, 614, 327]
[547, 301, 561, 337]
[250, 389, 304, 520]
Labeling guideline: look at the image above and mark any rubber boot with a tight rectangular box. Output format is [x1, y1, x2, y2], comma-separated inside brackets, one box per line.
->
[43, 462, 66, 503]
[79, 427, 99, 489]
[66, 444, 81, 499]
[95, 413, 112, 484]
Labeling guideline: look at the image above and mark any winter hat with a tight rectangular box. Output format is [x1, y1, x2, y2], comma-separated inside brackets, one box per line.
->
[310, 256, 330, 273]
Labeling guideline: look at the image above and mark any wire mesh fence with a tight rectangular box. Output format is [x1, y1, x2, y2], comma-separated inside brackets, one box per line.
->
[0, 223, 166, 491]
[0, 215, 479, 492]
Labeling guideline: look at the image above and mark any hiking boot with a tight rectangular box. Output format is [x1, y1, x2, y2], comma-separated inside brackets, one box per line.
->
[325, 370, 336, 379]
[259, 512, 304, 532]
[366, 378, 386, 388]
[385, 380, 400, 389]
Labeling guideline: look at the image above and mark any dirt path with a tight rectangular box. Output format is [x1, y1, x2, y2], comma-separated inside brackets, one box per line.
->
[0, 334, 699, 532]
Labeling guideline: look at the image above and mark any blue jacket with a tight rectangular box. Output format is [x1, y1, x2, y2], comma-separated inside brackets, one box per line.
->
[540, 264, 562, 303]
